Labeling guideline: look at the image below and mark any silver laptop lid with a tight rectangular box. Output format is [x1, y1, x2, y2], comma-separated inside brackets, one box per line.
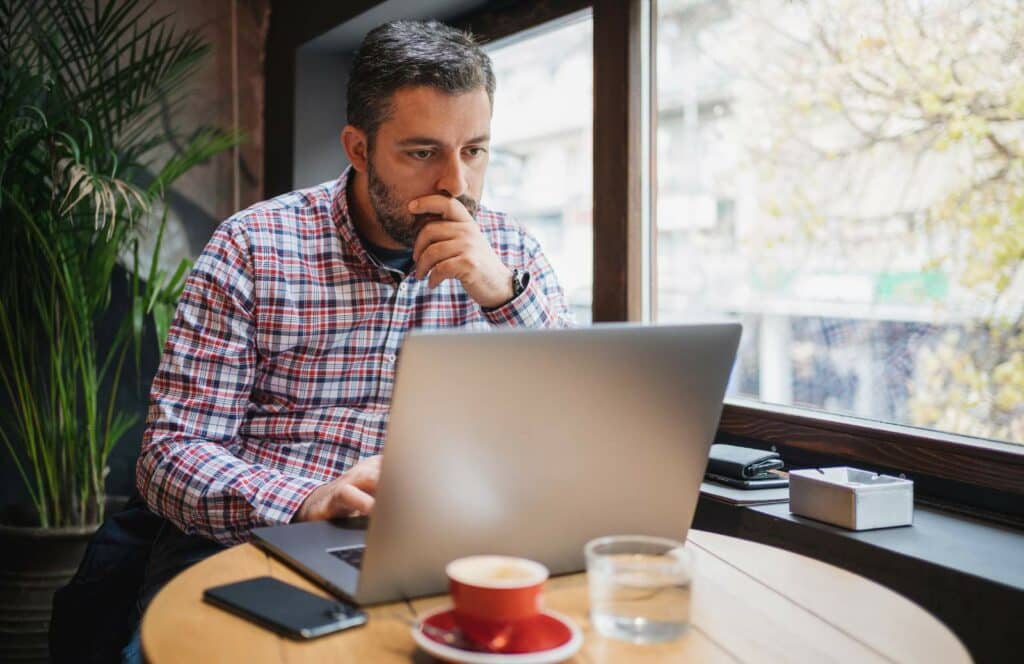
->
[354, 322, 741, 604]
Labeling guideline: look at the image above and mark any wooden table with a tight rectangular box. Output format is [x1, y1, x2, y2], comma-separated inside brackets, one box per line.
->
[141, 530, 971, 663]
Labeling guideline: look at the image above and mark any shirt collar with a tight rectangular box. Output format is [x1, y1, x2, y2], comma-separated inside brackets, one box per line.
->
[331, 166, 380, 270]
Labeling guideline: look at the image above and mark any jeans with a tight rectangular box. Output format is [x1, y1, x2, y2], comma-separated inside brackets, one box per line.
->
[120, 521, 226, 663]
[120, 629, 142, 664]
[50, 497, 161, 664]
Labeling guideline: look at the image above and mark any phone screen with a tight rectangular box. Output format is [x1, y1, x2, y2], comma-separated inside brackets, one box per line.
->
[203, 576, 367, 639]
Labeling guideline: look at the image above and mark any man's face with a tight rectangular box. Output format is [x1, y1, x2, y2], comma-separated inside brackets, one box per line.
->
[364, 85, 491, 248]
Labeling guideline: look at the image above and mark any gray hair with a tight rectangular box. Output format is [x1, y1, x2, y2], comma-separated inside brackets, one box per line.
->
[347, 20, 496, 145]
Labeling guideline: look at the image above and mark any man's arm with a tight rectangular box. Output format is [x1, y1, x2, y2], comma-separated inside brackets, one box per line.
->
[477, 228, 575, 329]
[136, 220, 324, 545]
[409, 196, 575, 328]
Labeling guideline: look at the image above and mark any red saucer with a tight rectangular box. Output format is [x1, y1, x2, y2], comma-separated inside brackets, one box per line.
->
[423, 608, 573, 654]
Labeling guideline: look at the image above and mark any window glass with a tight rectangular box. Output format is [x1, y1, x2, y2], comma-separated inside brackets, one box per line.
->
[484, 15, 594, 323]
[656, 0, 1023, 445]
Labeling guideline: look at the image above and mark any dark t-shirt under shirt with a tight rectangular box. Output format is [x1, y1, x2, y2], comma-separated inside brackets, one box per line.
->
[366, 241, 413, 273]
[358, 232, 414, 274]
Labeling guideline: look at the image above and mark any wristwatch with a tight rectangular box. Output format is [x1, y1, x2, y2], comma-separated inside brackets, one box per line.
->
[510, 268, 530, 300]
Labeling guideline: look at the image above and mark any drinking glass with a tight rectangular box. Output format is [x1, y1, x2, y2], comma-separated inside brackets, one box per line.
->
[584, 535, 693, 643]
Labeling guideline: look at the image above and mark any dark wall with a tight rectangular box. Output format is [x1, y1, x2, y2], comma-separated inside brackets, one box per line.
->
[103, 271, 166, 500]
[0, 267, 162, 508]
[293, 49, 353, 188]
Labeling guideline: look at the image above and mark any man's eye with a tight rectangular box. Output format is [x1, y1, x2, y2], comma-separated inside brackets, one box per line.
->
[409, 150, 433, 160]
[465, 147, 487, 157]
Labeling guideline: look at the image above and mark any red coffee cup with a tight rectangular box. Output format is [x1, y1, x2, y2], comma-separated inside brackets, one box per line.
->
[446, 555, 549, 651]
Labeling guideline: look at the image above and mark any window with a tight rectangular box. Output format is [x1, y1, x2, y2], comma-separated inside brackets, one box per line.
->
[484, 14, 594, 323]
[655, 0, 1023, 446]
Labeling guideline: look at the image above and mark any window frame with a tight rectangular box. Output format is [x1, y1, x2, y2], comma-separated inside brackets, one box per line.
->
[591, 0, 1023, 519]
[265, 0, 1024, 521]
[456, 0, 644, 324]
[637, 0, 1024, 518]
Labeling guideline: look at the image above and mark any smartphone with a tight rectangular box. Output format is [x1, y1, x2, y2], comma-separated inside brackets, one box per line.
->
[705, 471, 790, 490]
[203, 576, 367, 639]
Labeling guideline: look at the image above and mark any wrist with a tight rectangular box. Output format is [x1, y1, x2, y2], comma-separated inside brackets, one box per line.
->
[293, 483, 328, 522]
[479, 267, 515, 309]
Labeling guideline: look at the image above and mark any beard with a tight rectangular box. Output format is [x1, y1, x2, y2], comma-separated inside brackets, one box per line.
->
[366, 158, 479, 249]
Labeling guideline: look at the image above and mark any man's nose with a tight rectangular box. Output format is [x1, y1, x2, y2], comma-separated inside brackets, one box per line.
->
[436, 154, 468, 199]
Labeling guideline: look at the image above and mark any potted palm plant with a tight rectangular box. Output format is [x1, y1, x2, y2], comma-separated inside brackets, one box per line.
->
[0, 1, 237, 658]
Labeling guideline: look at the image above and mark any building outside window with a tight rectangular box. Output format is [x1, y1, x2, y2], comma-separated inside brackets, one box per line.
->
[484, 14, 594, 324]
[654, 0, 1023, 445]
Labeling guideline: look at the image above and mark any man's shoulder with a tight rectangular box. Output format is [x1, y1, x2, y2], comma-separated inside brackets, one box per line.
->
[476, 205, 539, 251]
[475, 204, 514, 229]
[219, 180, 337, 241]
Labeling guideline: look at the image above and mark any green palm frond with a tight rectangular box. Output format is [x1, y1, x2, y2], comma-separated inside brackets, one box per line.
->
[0, 0, 239, 527]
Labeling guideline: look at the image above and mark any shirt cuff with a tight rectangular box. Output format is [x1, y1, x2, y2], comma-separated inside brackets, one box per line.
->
[481, 272, 555, 327]
[252, 473, 325, 526]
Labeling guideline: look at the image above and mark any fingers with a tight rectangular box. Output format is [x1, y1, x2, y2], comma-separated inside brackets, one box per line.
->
[345, 467, 380, 492]
[409, 195, 472, 224]
[331, 483, 375, 516]
[413, 222, 464, 263]
[350, 453, 382, 473]
[295, 456, 385, 522]
[428, 256, 468, 289]
[345, 456, 381, 488]
[359, 455, 383, 470]
[415, 239, 464, 279]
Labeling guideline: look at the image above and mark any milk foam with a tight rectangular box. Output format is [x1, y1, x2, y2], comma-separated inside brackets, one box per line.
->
[447, 556, 548, 588]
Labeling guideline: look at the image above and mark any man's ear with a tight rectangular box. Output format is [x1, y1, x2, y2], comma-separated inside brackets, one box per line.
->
[341, 125, 369, 172]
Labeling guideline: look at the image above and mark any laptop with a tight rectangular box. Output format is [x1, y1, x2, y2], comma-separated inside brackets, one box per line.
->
[252, 322, 741, 605]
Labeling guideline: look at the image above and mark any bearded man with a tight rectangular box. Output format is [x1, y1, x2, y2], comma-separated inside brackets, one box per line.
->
[130, 18, 572, 635]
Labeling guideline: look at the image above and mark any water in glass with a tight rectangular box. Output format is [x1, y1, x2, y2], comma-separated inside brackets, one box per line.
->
[586, 538, 692, 643]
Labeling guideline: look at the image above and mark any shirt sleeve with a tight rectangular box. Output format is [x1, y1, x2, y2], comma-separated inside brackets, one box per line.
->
[136, 220, 323, 545]
[482, 227, 576, 328]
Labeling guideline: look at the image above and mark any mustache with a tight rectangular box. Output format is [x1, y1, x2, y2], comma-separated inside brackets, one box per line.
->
[412, 195, 479, 225]
[457, 195, 479, 218]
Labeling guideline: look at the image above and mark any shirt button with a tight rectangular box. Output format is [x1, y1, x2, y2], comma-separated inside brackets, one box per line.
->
[398, 283, 407, 291]
[385, 353, 396, 364]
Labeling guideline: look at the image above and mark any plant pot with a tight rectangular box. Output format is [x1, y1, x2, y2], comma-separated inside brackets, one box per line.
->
[0, 497, 127, 663]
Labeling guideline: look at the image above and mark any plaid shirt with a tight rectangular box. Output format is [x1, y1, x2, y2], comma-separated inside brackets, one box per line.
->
[137, 168, 573, 545]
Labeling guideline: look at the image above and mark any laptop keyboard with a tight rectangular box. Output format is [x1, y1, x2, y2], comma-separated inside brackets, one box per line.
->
[327, 546, 365, 569]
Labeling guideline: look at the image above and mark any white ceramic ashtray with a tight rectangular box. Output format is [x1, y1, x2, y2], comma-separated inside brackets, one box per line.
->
[789, 467, 913, 531]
